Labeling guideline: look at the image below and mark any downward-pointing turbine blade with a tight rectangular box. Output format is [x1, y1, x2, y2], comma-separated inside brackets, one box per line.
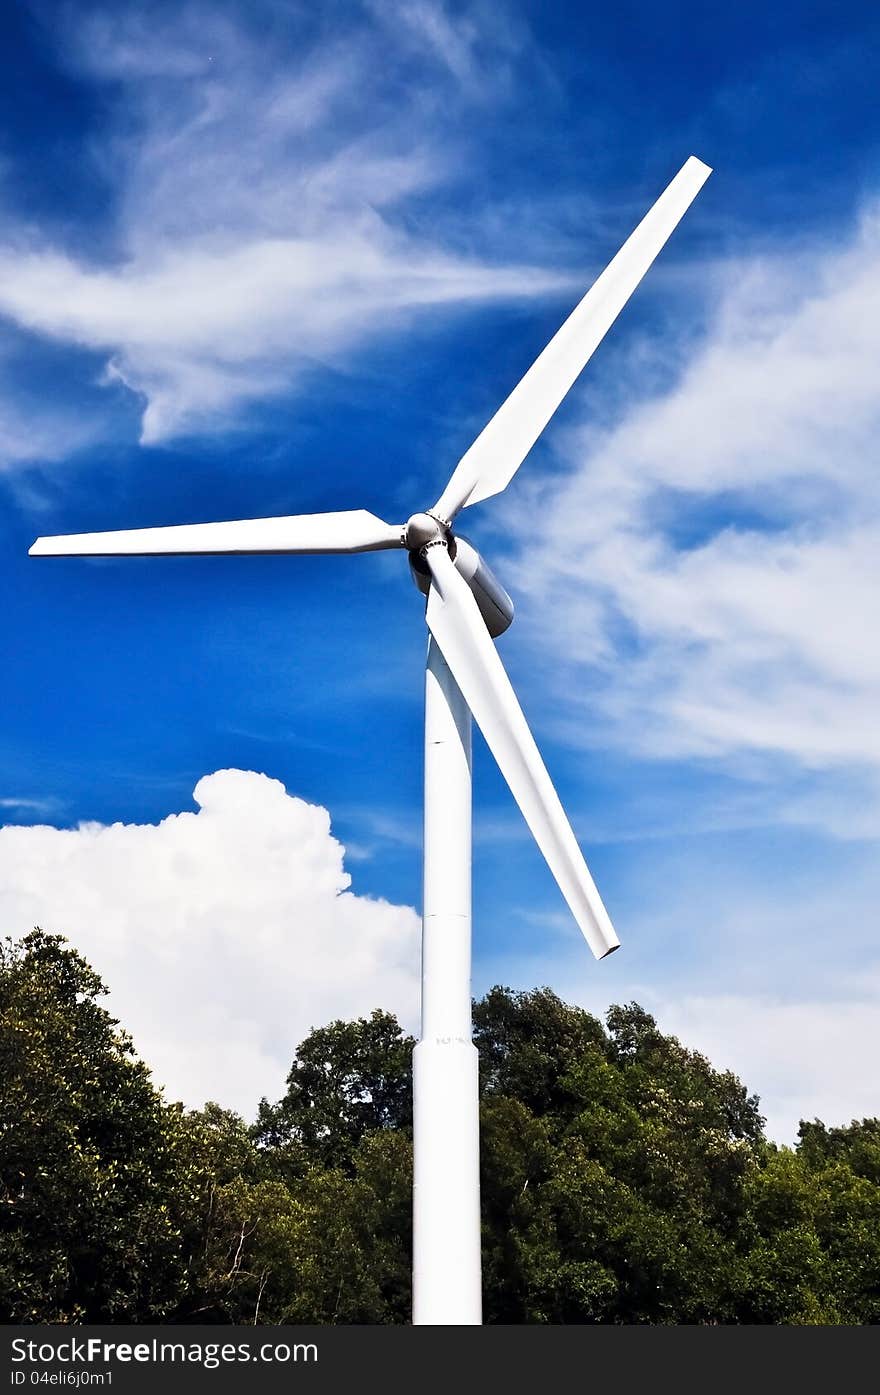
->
[424, 544, 619, 960]
[433, 155, 712, 522]
[29, 510, 405, 557]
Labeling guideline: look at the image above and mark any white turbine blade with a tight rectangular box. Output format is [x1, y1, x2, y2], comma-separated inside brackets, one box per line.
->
[433, 156, 712, 522]
[424, 544, 619, 959]
[29, 510, 404, 557]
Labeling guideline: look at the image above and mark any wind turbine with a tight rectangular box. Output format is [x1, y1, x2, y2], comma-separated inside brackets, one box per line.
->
[30, 155, 711, 1325]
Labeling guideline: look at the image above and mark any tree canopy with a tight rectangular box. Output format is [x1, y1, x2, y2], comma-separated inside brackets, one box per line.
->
[1, 928, 878, 1324]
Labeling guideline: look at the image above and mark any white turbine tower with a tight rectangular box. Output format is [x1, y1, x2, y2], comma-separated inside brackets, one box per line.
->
[30, 156, 711, 1325]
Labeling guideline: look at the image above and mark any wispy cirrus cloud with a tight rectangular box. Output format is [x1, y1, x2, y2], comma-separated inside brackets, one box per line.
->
[0, 389, 95, 472]
[0, 796, 60, 813]
[365, 0, 526, 93]
[0, 0, 565, 446]
[510, 201, 880, 798]
[0, 335, 109, 473]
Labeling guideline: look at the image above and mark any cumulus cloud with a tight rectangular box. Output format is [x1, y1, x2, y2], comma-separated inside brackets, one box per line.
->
[0, 1, 565, 443]
[0, 769, 419, 1115]
[513, 201, 880, 791]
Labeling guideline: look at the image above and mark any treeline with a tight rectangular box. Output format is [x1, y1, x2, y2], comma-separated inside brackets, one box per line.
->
[1, 928, 879, 1324]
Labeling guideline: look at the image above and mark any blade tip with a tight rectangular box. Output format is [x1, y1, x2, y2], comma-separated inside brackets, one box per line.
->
[30, 537, 92, 557]
[686, 154, 713, 179]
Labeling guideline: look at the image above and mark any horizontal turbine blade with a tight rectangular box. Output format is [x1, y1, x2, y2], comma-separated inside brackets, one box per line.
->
[424, 543, 619, 959]
[29, 510, 405, 557]
[433, 155, 712, 522]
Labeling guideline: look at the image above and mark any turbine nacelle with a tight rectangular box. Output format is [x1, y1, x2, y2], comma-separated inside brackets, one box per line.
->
[408, 534, 514, 639]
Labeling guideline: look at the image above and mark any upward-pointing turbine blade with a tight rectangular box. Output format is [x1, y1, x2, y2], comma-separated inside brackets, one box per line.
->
[29, 510, 405, 557]
[424, 544, 619, 960]
[433, 155, 712, 523]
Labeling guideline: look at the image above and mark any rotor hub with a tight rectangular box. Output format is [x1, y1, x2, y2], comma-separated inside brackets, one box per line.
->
[404, 512, 448, 551]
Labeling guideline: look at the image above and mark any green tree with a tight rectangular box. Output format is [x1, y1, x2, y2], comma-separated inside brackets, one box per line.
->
[477, 991, 762, 1323]
[736, 1120, 880, 1324]
[253, 1010, 414, 1171]
[175, 1120, 412, 1324]
[4, 931, 880, 1326]
[0, 930, 188, 1320]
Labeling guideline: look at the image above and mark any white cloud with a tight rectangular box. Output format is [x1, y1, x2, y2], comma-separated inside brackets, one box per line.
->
[0, 237, 564, 445]
[0, 367, 102, 473]
[0, 797, 59, 813]
[0, 1, 565, 444]
[0, 769, 419, 1115]
[365, 0, 523, 92]
[484, 198, 880, 1125]
[366, 0, 480, 86]
[513, 200, 880, 794]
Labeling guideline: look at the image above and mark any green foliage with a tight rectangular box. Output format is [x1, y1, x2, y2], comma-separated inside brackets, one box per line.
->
[253, 1010, 413, 1171]
[2, 930, 879, 1324]
[476, 993, 761, 1323]
[0, 931, 187, 1320]
[171, 1122, 412, 1324]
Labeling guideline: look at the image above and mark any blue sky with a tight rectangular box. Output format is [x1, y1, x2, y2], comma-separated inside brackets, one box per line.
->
[2, 0, 880, 1140]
